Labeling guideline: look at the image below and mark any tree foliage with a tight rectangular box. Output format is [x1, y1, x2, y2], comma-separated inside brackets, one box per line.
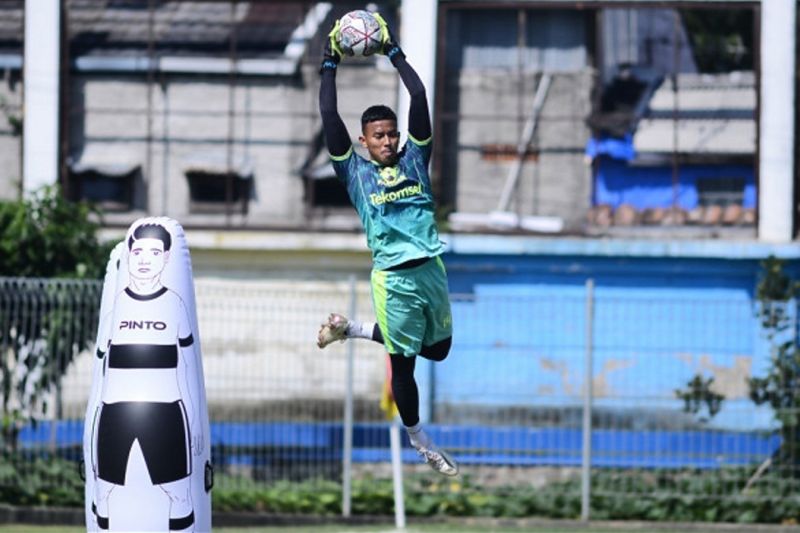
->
[681, 8, 754, 73]
[675, 373, 724, 423]
[675, 256, 800, 477]
[749, 256, 800, 476]
[0, 185, 110, 279]
[0, 187, 109, 450]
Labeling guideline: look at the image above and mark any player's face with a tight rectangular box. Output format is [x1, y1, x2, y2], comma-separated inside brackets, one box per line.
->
[360, 119, 400, 166]
[128, 238, 168, 280]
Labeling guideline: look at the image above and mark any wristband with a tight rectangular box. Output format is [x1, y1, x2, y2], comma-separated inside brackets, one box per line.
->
[320, 59, 338, 72]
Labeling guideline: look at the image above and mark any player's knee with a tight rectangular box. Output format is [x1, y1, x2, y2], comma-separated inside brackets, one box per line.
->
[420, 337, 451, 362]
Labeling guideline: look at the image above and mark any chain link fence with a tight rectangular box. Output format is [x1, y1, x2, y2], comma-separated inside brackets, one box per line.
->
[1, 275, 797, 520]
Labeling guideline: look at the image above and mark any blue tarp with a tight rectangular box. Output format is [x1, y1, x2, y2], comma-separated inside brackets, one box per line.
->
[593, 157, 756, 209]
[585, 134, 637, 162]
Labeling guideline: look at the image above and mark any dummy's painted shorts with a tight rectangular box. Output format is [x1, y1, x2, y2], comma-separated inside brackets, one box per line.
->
[371, 255, 453, 357]
[96, 400, 190, 485]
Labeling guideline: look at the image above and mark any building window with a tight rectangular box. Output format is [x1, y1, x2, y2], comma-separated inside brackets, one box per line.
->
[696, 177, 746, 207]
[184, 152, 253, 214]
[67, 163, 139, 212]
[299, 130, 350, 208]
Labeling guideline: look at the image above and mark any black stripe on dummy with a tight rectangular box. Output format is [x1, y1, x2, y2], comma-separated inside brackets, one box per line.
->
[92, 502, 109, 530]
[108, 344, 178, 368]
[124, 286, 168, 301]
[169, 511, 194, 530]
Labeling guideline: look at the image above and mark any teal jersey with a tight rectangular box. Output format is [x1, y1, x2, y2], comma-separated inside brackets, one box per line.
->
[330, 135, 444, 270]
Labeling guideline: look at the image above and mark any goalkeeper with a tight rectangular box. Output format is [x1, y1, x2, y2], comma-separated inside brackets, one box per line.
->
[316, 14, 458, 477]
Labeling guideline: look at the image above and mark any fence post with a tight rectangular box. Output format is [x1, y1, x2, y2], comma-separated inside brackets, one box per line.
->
[390, 419, 406, 529]
[581, 278, 595, 522]
[342, 275, 356, 517]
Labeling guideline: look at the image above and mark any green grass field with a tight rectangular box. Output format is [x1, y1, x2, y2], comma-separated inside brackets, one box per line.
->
[0, 523, 787, 533]
[0, 524, 676, 533]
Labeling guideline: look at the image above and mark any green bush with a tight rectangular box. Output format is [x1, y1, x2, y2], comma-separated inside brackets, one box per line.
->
[210, 468, 800, 524]
[0, 185, 111, 279]
[0, 453, 83, 507]
[2, 457, 800, 525]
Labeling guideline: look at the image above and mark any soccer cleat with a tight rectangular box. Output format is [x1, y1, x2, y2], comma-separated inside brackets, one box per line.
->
[415, 444, 459, 477]
[317, 313, 349, 348]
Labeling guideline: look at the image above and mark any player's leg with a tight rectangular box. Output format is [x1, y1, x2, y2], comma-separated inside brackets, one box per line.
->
[409, 257, 458, 474]
[317, 312, 383, 348]
[377, 265, 458, 476]
[389, 352, 458, 476]
[419, 336, 451, 361]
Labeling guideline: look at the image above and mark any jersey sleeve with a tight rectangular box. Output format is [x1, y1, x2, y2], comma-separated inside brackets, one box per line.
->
[330, 146, 358, 185]
[404, 133, 433, 185]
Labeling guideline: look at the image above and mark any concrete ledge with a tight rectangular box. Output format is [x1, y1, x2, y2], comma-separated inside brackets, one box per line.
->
[100, 227, 800, 261]
[442, 234, 800, 260]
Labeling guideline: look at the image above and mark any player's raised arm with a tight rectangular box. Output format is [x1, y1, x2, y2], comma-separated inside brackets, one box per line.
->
[374, 14, 431, 142]
[319, 22, 352, 158]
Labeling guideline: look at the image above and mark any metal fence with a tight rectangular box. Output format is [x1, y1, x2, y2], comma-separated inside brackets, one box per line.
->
[1, 275, 798, 520]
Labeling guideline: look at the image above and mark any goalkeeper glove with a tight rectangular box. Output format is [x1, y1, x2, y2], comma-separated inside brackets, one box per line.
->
[373, 12, 405, 62]
[320, 20, 343, 73]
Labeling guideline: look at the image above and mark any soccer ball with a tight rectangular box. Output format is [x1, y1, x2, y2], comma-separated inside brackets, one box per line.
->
[336, 10, 382, 57]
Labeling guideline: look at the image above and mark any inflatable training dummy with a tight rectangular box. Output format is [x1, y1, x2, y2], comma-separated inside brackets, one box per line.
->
[85, 218, 212, 532]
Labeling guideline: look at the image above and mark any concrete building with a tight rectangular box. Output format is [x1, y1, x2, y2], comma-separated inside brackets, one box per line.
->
[1, 0, 794, 245]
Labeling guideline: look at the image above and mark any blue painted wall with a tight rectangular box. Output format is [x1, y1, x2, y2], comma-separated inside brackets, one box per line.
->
[434, 238, 799, 432]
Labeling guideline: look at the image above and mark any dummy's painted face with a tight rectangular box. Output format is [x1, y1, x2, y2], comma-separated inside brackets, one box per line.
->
[128, 237, 168, 280]
[360, 119, 400, 166]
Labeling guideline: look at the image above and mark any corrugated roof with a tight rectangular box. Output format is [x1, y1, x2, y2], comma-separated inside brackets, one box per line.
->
[71, 1, 307, 57]
[0, 1, 312, 58]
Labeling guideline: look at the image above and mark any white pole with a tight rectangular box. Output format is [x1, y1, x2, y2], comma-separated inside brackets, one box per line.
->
[396, 0, 437, 142]
[390, 419, 406, 529]
[23, 0, 61, 195]
[581, 278, 594, 522]
[758, 0, 796, 242]
[342, 275, 356, 517]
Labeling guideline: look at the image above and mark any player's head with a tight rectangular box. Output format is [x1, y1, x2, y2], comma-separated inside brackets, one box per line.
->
[359, 105, 400, 166]
[127, 223, 171, 281]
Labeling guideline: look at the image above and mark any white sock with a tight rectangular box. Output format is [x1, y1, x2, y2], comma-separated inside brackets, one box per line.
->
[406, 423, 431, 449]
[346, 320, 375, 340]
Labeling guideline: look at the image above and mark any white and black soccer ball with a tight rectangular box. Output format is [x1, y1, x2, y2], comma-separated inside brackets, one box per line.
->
[336, 10, 382, 57]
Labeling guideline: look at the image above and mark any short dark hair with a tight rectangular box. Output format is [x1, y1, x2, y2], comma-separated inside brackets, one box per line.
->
[361, 105, 397, 130]
[128, 223, 172, 251]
